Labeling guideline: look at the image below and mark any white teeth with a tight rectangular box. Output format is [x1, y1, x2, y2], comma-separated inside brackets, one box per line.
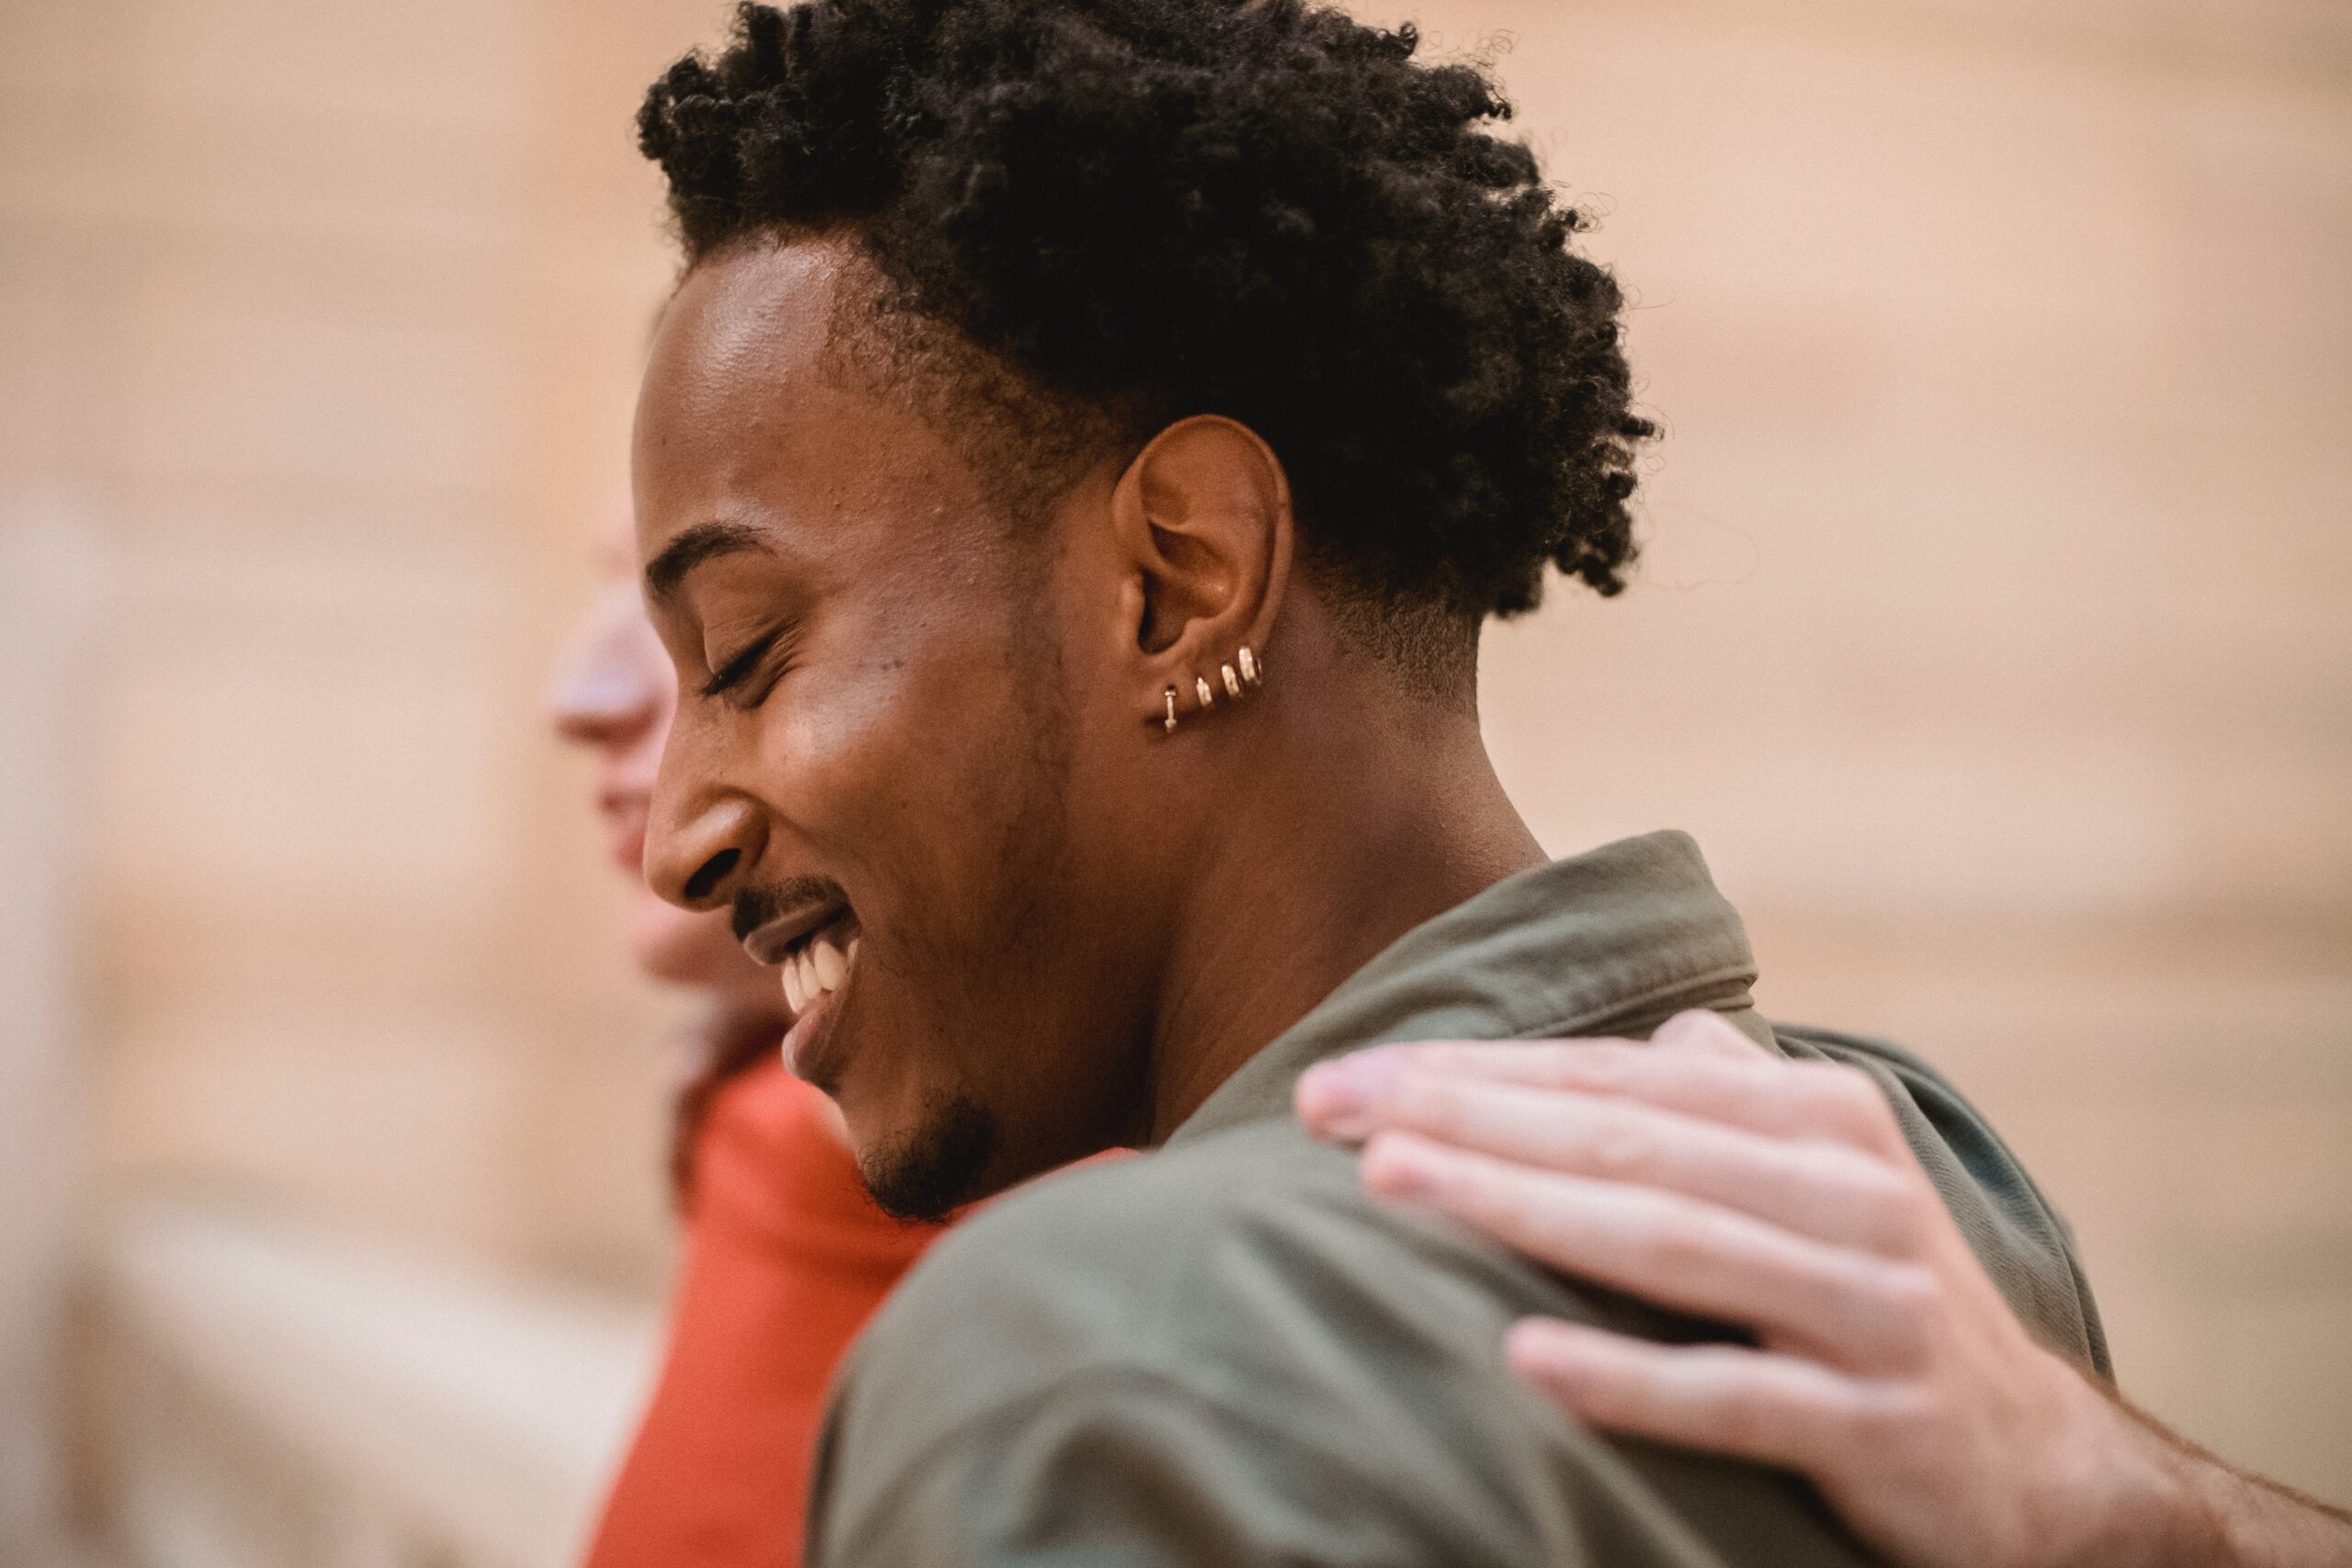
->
[781, 929, 857, 1018]
[847, 935, 861, 964]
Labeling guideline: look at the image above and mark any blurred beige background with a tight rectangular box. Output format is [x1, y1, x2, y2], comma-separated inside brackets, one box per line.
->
[1, 0, 2345, 1562]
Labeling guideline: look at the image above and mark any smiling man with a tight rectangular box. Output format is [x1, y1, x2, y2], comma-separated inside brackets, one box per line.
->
[628, 4, 2107, 1563]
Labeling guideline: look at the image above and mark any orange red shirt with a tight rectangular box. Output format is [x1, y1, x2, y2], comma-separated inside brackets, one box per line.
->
[582, 1058, 942, 1568]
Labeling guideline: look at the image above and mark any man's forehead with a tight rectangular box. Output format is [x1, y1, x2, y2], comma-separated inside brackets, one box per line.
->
[632, 238, 856, 562]
[643, 240, 853, 425]
[631, 233, 996, 582]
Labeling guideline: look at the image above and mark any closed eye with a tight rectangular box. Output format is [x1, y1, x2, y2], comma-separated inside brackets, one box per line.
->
[700, 628, 784, 699]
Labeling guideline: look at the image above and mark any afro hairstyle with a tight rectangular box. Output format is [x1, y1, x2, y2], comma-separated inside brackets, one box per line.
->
[639, 0, 1651, 680]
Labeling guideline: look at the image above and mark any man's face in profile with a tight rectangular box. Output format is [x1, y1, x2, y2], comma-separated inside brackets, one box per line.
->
[632, 235, 1161, 1219]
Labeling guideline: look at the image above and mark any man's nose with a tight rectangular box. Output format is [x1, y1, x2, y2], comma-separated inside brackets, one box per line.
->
[644, 791, 768, 913]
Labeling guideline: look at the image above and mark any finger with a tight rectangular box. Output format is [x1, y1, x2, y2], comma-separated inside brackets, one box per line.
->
[1351, 1008, 1754, 1079]
[1505, 1317, 1873, 1472]
[1363, 1131, 1932, 1368]
[1312, 1069, 1917, 1254]
[1300, 1036, 1905, 1158]
[1651, 1009, 1760, 1059]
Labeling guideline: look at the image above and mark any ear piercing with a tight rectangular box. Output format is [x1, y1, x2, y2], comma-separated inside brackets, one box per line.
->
[1159, 644, 1264, 733]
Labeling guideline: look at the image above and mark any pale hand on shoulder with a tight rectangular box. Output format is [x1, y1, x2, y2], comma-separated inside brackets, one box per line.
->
[1295, 1010, 2352, 1568]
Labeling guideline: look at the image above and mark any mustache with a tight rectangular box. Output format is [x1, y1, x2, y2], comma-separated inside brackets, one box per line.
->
[729, 874, 850, 942]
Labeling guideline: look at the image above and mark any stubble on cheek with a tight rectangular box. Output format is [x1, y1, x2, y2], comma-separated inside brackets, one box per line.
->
[845, 592, 1081, 1213]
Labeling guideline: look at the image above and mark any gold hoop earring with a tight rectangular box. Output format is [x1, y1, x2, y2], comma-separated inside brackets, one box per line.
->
[1161, 649, 1267, 735]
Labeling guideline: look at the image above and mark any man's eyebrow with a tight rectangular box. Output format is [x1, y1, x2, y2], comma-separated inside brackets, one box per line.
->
[643, 520, 772, 600]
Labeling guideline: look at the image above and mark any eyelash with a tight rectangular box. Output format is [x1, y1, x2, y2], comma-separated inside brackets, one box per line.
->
[700, 628, 790, 703]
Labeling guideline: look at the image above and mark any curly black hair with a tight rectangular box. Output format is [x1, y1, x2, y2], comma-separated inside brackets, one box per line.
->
[639, 0, 1649, 678]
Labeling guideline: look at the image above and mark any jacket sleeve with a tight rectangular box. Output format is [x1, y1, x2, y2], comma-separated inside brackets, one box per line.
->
[812, 1367, 1568, 1568]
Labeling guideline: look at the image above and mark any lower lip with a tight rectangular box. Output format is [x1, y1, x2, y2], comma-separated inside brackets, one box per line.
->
[780, 970, 849, 1083]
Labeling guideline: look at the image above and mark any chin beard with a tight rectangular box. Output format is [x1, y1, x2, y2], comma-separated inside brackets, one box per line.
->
[859, 1091, 997, 1224]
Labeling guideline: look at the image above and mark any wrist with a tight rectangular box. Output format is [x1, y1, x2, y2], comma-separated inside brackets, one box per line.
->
[2120, 1424, 2231, 1566]
[2067, 1395, 2230, 1568]
[2020, 1376, 2215, 1568]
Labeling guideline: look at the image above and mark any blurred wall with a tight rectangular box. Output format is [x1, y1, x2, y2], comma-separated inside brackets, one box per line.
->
[1, 0, 715, 1295]
[1442, 0, 2352, 1499]
[1, 0, 2344, 1527]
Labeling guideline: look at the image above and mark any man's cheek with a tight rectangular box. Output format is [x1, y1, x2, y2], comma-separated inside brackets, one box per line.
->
[835, 653, 1005, 806]
[759, 677, 903, 815]
[799, 708, 929, 841]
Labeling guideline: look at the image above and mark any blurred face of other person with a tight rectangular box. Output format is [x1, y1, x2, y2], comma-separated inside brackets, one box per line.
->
[550, 523, 782, 1019]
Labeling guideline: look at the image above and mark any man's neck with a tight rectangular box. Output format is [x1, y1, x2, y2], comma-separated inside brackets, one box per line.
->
[1140, 679, 1545, 1142]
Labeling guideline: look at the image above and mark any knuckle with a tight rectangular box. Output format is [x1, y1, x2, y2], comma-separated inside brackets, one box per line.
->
[1798, 1064, 1893, 1142]
[1829, 1068, 1886, 1122]
[1846, 1379, 1929, 1446]
[1631, 1216, 1702, 1278]
[1872, 1262, 1950, 1349]
[1882, 1261, 1940, 1316]
[1583, 1118, 1657, 1179]
[1641, 1205, 1735, 1282]
[1566, 1044, 1636, 1093]
[1478, 1174, 1552, 1241]
[1847, 1081, 1906, 1147]
[1406, 1071, 1472, 1134]
[1711, 1388, 1772, 1450]
[1780, 1061, 1847, 1111]
[1891, 1179, 1949, 1252]
[1861, 1375, 1937, 1433]
[1845, 1159, 1928, 1250]
[1847, 1157, 1907, 1212]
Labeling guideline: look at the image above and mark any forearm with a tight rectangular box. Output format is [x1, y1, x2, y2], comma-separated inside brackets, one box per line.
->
[2112, 1397, 2352, 1568]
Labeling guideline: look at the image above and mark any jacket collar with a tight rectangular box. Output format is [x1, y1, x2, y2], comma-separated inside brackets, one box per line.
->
[1168, 829, 1762, 1148]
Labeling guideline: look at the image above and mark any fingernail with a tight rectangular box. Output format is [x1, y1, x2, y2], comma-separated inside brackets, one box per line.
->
[1296, 1054, 1397, 1134]
[1333, 1051, 1400, 1092]
[1295, 1066, 1361, 1140]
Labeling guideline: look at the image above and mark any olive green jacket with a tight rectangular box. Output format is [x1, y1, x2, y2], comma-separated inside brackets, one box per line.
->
[808, 831, 2107, 1567]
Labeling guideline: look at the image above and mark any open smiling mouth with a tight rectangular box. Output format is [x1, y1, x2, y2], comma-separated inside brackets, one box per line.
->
[743, 901, 864, 1079]
[779, 913, 858, 1014]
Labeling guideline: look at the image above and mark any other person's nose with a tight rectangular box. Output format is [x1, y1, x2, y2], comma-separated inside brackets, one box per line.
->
[549, 588, 665, 750]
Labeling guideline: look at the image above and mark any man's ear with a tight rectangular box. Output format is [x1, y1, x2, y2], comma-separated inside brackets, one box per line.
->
[1107, 415, 1293, 711]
